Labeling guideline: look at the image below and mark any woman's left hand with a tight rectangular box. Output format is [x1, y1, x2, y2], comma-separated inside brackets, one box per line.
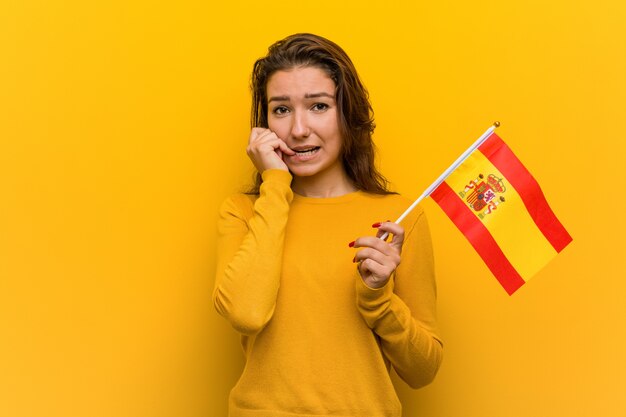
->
[350, 221, 404, 289]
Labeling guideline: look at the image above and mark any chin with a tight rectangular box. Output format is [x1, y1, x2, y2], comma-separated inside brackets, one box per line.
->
[286, 164, 321, 178]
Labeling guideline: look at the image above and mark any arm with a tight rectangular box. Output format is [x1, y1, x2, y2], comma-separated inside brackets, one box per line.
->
[355, 209, 443, 388]
[213, 169, 293, 335]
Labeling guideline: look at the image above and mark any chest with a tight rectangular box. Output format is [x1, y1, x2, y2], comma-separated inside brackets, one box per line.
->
[281, 203, 387, 298]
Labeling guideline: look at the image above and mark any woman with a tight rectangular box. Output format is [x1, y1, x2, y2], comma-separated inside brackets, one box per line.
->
[214, 33, 442, 417]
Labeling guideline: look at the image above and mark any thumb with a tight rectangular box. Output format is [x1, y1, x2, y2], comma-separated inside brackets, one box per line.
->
[375, 228, 390, 241]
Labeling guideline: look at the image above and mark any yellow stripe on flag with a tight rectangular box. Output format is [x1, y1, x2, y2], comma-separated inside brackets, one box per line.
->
[445, 150, 557, 281]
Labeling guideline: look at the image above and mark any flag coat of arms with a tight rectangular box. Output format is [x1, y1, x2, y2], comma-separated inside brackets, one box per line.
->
[430, 132, 572, 295]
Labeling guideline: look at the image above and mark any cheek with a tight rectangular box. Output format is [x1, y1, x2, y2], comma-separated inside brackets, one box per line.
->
[268, 118, 288, 138]
[324, 123, 344, 152]
[324, 113, 342, 145]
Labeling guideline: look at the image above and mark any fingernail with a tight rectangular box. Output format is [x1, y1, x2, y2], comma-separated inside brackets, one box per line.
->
[372, 222, 381, 228]
[348, 241, 355, 248]
[352, 256, 356, 263]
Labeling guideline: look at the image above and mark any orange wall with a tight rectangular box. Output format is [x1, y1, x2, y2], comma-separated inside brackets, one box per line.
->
[2, 1, 625, 416]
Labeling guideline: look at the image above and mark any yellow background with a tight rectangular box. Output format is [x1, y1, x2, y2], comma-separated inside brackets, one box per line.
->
[1, 1, 624, 416]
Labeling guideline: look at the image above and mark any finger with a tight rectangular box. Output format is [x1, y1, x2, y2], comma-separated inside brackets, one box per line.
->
[276, 140, 295, 155]
[249, 127, 271, 143]
[250, 131, 294, 155]
[357, 258, 395, 285]
[353, 236, 397, 256]
[374, 221, 405, 251]
[353, 247, 390, 267]
[355, 246, 401, 270]
[375, 228, 390, 241]
[248, 133, 282, 154]
[250, 129, 278, 146]
[246, 130, 290, 172]
[249, 129, 287, 150]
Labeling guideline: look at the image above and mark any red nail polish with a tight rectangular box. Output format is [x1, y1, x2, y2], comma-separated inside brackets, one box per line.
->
[352, 256, 356, 263]
[372, 222, 381, 228]
[348, 241, 355, 248]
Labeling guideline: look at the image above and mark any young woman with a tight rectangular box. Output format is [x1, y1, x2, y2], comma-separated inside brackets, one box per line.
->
[214, 33, 442, 417]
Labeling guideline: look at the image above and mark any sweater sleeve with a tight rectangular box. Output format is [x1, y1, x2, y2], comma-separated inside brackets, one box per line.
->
[356, 208, 443, 389]
[213, 169, 293, 335]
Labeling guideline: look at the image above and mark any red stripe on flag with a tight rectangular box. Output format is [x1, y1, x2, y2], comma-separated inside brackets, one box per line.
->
[431, 182, 526, 295]
[479, 133, 573, 252]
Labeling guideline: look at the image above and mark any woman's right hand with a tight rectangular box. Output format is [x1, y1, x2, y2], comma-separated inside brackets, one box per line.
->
[246, 128, 295, 173]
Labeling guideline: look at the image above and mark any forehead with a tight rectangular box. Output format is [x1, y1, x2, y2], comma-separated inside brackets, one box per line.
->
[266, 66, 336, 98]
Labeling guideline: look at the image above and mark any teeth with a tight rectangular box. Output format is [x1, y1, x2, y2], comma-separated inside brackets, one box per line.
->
[295, 147, 318, 156]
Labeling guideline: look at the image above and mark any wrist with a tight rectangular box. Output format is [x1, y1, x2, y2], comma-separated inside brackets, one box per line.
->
[261, 169, 293, 184]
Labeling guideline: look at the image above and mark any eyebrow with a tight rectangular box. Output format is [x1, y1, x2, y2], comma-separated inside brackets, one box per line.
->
[305, 92, 335, 99]
[267, 92, 335, 103]
[268, 95, 289, 103]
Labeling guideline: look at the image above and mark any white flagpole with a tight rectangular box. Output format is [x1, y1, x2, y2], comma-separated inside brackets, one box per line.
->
[380, 122, 500, 241]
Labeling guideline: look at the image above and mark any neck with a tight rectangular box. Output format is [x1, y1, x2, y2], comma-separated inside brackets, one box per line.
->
[291, 168, 357, 198]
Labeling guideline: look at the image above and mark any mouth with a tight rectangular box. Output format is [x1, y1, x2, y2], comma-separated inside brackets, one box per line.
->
[292, 146, 320, 156]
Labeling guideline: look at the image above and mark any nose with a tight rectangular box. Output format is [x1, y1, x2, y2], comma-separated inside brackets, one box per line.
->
[290, 110, 310, 139]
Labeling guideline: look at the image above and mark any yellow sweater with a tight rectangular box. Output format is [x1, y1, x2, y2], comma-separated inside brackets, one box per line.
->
[214, 170, 443, 417]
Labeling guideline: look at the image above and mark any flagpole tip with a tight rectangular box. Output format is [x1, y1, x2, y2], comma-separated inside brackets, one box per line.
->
[493, 121, 501, 128]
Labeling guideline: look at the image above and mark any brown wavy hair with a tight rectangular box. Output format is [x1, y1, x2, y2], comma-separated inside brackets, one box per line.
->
[247, 33, 393, 195]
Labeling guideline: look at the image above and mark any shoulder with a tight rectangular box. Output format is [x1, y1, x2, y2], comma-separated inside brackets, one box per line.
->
[219, 193, 257, 222]
[219, 170, 293, 222]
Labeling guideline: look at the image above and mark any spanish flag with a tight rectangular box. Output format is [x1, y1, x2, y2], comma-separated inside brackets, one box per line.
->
[430, 131, 572, 295]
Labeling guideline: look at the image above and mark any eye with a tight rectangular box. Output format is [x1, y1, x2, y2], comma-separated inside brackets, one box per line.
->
[272, 106, 290, 116]
[311, 103, 329, 112]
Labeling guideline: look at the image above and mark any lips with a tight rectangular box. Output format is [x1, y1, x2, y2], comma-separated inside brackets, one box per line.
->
[288, 146, 321, 161]
[292, 146, 320, 156]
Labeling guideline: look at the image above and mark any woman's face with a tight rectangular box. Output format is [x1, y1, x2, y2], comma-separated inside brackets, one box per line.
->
[266, 66, 345, 184]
